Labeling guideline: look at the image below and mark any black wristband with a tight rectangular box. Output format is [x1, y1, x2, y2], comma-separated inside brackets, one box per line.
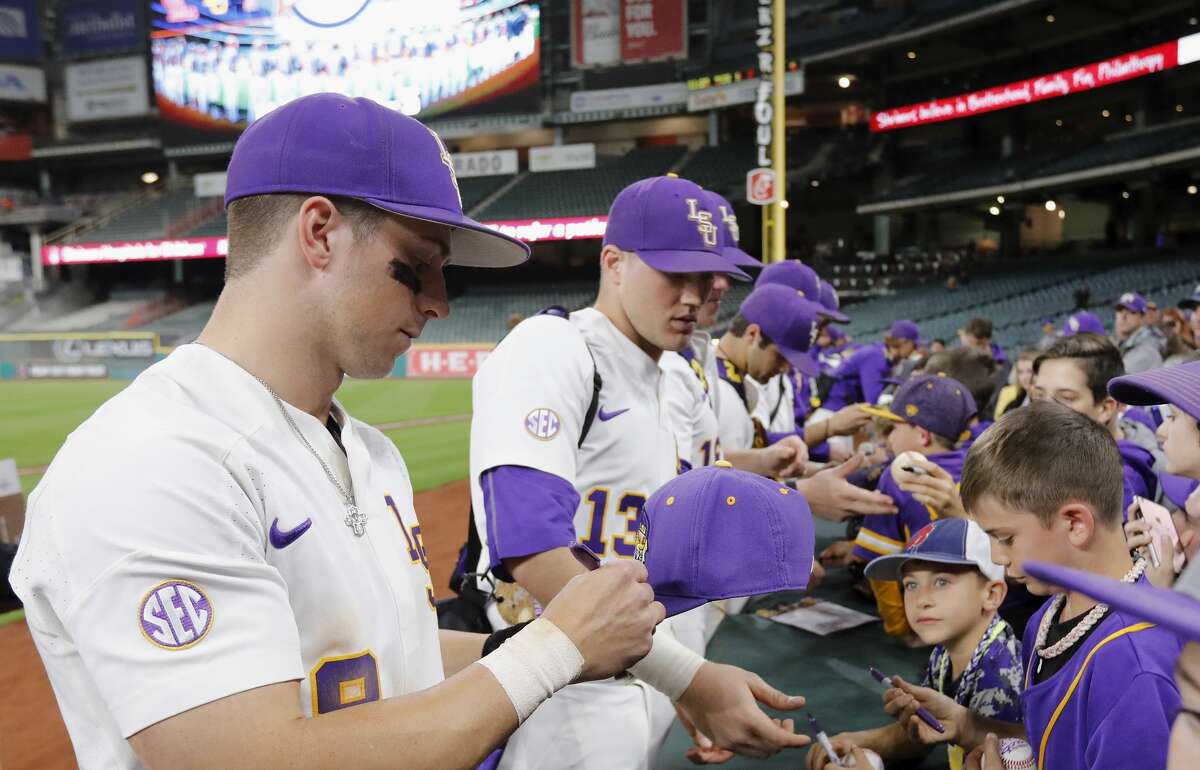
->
[482, 620, 533, 657]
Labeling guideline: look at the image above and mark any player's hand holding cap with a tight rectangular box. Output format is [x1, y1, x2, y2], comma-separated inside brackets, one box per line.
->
[635, 462, 817, 616]
[224, 92, 530, 268]
[603, 176, 751, 279]
[739, 283, 824, 376]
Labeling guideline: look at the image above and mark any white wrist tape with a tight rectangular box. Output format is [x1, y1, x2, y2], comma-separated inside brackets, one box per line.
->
[478, 617, 583, 723]
[628, 628, 706, 701]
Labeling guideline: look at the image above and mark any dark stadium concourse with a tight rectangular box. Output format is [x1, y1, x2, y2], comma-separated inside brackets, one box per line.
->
[2, 1, 1200, 769]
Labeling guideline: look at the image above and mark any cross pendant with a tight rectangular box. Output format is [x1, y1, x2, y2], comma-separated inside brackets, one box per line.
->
[344, 504, 368, 537]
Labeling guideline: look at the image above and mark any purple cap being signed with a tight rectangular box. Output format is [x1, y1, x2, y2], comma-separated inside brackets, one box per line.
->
[703, 190, 760, 271]
[603, 177, 750, 280]
[860, 373, 977, 443]
[1108, 361, 1200, 424]
[636, 463, 816, 616]
[1024, 559, 1200, 642]
[740, 284, 823, 376]
[224, 93, 529, 268]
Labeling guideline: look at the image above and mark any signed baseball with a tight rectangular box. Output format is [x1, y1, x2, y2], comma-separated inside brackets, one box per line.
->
[999, 737, 1034, 770]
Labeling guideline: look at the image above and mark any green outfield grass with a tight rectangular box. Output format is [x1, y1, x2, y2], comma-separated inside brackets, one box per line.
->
[1, 378, 472, 496]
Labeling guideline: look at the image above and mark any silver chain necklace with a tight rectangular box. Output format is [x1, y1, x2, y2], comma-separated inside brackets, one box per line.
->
[195, 343, 367, 536]
[1033, 558, 1145, 667]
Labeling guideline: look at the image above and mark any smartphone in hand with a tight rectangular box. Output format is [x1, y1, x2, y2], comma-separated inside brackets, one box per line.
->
[1135, 496, 1185, 573]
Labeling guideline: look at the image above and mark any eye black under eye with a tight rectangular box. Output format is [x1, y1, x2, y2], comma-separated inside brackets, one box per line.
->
[389, 259, 422, 293]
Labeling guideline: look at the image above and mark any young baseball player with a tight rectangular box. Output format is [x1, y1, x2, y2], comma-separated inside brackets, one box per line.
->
[808, 518, 1023, 770]
[851, 374, 978, 636]
[1032, 333, 1161, 511]
[469, 175, 811, 769]
[822, 319, 923, 413]
[9, 94, 664, 770]
[884, 402, 1182, 770]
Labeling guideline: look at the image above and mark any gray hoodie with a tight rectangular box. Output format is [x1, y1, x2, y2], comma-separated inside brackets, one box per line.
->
[1118, 324, 1165, 374]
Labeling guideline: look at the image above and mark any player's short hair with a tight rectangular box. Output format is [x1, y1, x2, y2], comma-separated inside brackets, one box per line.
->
[962, 317, 993, 340]
[960, 401, 1123, 528]
[1032, 333, 1124, 403]
[728, 313, 774, 349]
[225, 194, 387, 281]
[922, 347, 999, 410]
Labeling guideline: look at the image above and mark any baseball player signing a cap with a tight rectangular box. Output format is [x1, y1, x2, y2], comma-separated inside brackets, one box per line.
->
[469, 175, 811, 768]
[9, 94, 666, 769]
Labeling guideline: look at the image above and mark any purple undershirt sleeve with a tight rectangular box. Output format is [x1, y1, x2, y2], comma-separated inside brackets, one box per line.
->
[860, 349, 890, 405]
[481, 465, 580, 580]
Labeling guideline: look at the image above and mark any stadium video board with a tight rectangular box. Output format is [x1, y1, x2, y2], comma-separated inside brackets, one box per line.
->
[150, 0, 540, 130]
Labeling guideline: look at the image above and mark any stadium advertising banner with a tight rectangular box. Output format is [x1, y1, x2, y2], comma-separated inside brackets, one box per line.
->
[0, 332, 164, 381]
[872, 33, 1200, 132]
[0, 0, 41, 62]
[150, 0, 541, 130]
[452, 149, 518, 178]
[42, 236, 227, 266]
[0, 62, 45, 102]
[528, 143, 595, 172]
[620, 0, 685, 63]
[571, 0, 619, 67]
[406, 344, 493, 378]
[482, 216, 607, 243]
[65, 55, 151, 122]
[60, 1, 145, 58]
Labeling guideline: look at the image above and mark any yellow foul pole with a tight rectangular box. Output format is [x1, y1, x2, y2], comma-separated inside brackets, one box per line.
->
[770, 0, 786, 263]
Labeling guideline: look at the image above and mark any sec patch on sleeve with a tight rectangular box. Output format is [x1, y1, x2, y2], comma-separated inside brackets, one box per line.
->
[139, 579, 214, 650]
[525, 408, 561, 440]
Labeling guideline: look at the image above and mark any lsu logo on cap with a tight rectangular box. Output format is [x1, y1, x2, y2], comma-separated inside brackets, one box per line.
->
[525, 408, 560, 440]
[426, 126, 462, 208]
[684, 199, 718, 246]
[633, 506, 650, 563]
[905, 403, 919, 417]
[718, 205, 740, 242]
[1068, 317, 1080, 331]
[139, 579, 213, 650]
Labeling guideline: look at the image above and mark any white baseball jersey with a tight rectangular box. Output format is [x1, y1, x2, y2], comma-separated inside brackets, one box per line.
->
[470, 308, 677, 569]
[660, 331, 722, 470]
[11, 345, 442, 769]
[469, 308, 679, 770]
[753, 372, 797, 435]
[711, 340, 764, 453]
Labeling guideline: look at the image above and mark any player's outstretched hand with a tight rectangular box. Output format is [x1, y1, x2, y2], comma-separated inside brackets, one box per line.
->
[882, 675, 967, 746]
[541, 561, 664, 681]
[676, 704, 735, 764]
[764, 435, 809, 479]
[893, 457, 966, 519]
[827, 404, 873, 436]
[797, 454, 897, 521]
[675, 662, 810, 759]
[964, 733, 1004, 770]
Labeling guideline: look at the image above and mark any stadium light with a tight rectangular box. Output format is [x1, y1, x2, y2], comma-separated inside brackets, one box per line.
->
[1122, 191, 1131, 199]
[1058, 209, 1066, 219]
[1191, 16, 1198, 26]
[141, 171, 159, 185]
[780, 199, 790, 209]
[810, 179, 820, 188]
[1055, 119, 1064, 127]
[906, 51, 917, 60]
[1124, 114, 1134, 123]
[1188, 185, 1198, 195]
[1045, 200, 1057, 212]
[837, 76, 853, 89]
[1045, 13, 1056, 23]
[996, 195, 1005, 203]
[988, 205, 1001, 216]
[1178, 104, 1186, 113]
[1101, 109, 1111, 118]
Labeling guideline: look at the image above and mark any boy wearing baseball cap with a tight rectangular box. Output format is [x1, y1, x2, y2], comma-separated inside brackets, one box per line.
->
[883, 402, 1181, 770]
[1114, 291, 1166, 374]
[850, 374, 977, 636]
[823, 319, 922, 413]
[808, 518, 1022, 770]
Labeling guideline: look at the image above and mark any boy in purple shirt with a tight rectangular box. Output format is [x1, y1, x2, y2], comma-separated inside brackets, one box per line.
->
[807, 518, 1023, 770]
[1032, 333, 1161, 512]
[850, 373, 977, 637]
[882, 402, 1181, 770]
[822, 319, 921, 412]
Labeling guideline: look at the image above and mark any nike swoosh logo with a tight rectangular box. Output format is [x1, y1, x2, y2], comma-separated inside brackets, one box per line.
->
[597, 407, 630, 421]
[269, 517, 313, 549]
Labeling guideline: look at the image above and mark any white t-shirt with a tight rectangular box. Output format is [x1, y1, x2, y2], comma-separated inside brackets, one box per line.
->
[10, 345, 442, 769]
[753, 372, 798, 435]
[661, 332, 722, 470]
[470, 308, 677, 571]
[711, 340, 763, 453]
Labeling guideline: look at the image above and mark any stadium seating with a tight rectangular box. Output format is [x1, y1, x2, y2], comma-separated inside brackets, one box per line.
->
[63, 188, 220, 244]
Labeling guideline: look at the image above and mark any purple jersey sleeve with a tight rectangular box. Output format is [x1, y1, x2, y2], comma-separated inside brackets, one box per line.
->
[481, 465, 580, 578]
[852, 466, 928, 560]
[859, 346, 891, 405]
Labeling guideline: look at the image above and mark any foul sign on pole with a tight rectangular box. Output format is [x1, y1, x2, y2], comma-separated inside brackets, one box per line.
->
[749, 0, 787, 262]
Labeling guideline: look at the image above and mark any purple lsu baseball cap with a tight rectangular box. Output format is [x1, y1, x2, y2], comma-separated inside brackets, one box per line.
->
[818, 279, 850, 324]
[860, 373, 977, 442]
[1108, 361, 1200, 423]
[636, 463, 816, 617]
[703, 190, 761, 271]
[1062, 311, 1105, 336]
[739, 284, 823, 376]
[224, 93, 529, 268]
[602, 176, 750, 280]
[1114, 292, 1149, 314]
[864, 518, 1005, 583]
[1024, 559, 1200, 642]
[887, 319, 922, 344]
